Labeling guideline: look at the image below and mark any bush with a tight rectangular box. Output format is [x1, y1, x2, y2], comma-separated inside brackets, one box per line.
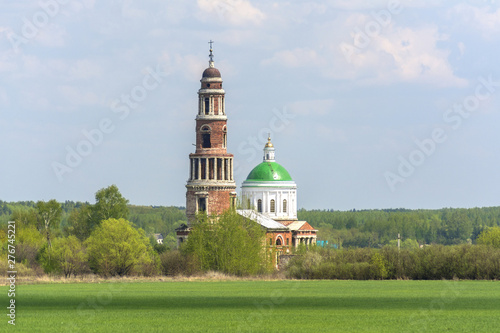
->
[477, 227, 500, 248]
[160, 250, 189, 276]
[86, 218, 158, 277]
[39, 236, 89, 277]
[286, 245, 500, 280]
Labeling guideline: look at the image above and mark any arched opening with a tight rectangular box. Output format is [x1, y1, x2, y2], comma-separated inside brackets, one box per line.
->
[257, 199, 262, 213]
[201, 125, 211, 148]
[270, 199, 275, 213]
[204, 97, 209, 115]
[276, 236, 282, 246]
[283, 199, 287, 213]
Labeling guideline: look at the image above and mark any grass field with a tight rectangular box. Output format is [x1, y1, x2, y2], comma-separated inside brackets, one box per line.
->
[2, 279, 499, 332]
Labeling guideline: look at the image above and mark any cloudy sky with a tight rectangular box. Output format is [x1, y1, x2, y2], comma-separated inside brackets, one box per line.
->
[1, 0, 500, 210]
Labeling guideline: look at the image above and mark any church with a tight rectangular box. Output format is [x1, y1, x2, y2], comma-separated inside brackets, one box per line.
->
[176, 45, 316, 266]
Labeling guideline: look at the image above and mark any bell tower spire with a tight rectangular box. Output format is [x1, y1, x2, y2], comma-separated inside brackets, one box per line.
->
[184, 42, 237, 224]
[208, 40, 215, 67]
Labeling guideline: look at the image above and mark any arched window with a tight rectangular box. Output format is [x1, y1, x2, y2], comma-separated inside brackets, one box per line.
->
[270, 199, 275, 213]
[283, 199, 287, 213]
[276, 236, 282, 246]
[257, 199, 262, 213]
[201, 125, 211, 148]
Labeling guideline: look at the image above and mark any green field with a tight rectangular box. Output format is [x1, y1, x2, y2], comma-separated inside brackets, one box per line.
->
[2, 280, 499, 332]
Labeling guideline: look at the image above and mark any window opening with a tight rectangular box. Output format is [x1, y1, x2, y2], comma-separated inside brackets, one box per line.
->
[198, 197, 206, 212]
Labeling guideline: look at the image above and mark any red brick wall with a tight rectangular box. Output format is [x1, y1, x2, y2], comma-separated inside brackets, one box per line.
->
[201, 82, 222, 89]
[195, 119, 227, 153]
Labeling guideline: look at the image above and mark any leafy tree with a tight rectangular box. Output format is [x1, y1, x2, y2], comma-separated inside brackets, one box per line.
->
[65, 204, 93, 240]
[476, 227, 500, 248]
[182, 211, 267, 276]
[65, 185, 129, 240]
[388, 238, 419, 250]
[370, 252, 388, 279]
[36, 200, 62, 249]
[86, 218, 157, 276]
[11, 209, 38, 228]
[15, 225, 45, 268]
[91, 185, 129, 226]
[39, 236, 88, 276]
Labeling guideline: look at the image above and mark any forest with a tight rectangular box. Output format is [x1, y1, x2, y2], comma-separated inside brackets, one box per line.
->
[1, 200, 500, 250]
[298, 207, 500, 247]
[1, 185, 500, 279]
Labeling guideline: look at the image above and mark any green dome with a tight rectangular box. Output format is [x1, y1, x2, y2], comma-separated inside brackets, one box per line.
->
[245, 162, 293, 182]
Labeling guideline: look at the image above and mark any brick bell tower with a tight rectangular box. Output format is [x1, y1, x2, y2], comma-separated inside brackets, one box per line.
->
[185, 43, 237, 224]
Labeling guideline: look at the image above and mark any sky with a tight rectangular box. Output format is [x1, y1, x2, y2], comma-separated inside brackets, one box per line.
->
[1, 0, 500, 211]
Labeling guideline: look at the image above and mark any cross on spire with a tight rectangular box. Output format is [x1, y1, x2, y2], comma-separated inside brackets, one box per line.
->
[208, 40, 215, 64]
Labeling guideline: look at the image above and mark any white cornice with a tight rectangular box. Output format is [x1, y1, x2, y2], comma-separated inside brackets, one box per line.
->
[198, 89, 225, 94]
[195, 115, 227, 120]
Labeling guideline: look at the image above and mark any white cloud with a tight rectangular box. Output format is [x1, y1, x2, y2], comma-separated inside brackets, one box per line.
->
[260, 24, 466, 87]
[326, 0, 449, 10]
[197, 0, 265, 26]
[454, 4, 500, 38]
[334, 24, 467, 87]
[158, 52, 200, 82]
[325, 0, 398, 10]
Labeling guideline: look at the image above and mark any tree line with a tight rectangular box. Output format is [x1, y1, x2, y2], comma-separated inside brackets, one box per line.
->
[2, 190, 500, 279]
[298, 207, 500, 247]
[287, 229, 500, 280]
[0, 185, 272, 277]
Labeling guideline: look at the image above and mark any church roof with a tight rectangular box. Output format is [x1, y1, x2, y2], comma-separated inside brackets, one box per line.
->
[202, 67, 221, 78]
[244, 161, 293, 182]
[236, 209, 288, 230]
[287, 221, 317, 231]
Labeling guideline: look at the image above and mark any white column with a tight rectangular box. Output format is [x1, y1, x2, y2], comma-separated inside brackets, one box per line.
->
[230, 158, 233, 180]
[190, 159, 194, 180]
[197, 158, 201, 179]
[205, 158, 208, 179]
[214, 158, 218, 180]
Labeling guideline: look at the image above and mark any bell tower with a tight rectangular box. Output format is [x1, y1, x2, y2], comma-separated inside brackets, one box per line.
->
[185, 43, 237, 223]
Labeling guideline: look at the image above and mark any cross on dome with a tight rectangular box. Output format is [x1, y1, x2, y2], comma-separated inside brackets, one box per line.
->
[265, 134, 274, 148]
[208, 40, 215, 67]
